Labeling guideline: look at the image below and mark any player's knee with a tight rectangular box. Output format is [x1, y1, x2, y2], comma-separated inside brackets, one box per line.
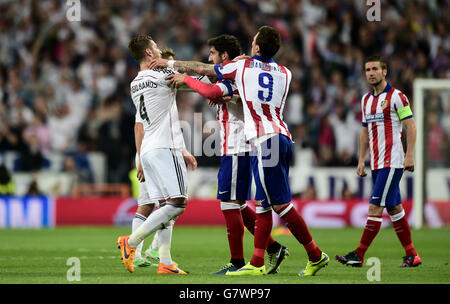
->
[387, 204, 403, 215]
[387, 204, 405, 221]
[137, 204, 154, 217]
[165, 199, 187, 218]
[272, 203, 290, 213]
[368, 203, 384, 216]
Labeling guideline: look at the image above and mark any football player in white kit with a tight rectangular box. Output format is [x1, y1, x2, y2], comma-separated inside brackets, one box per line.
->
[131, 49, 180, 268]
[117, 35, 197, 274]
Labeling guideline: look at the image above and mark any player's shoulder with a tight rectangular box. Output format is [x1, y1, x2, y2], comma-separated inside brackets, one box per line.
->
[361, 91, 372, 103]
[277, 63, 291, 76]
[389, 86, 410, 105]
[391, 86, 407, 98]
[131, 69, 158, 83]
[217, 60, 242, 70]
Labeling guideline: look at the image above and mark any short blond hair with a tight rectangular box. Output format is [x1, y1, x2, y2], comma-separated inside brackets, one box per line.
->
[161, 48, 176, 59]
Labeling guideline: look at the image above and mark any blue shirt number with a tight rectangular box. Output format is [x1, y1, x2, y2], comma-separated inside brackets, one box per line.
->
[258, 72, 273, 102]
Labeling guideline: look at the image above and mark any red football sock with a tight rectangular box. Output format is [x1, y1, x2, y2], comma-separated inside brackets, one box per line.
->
[355, 215, 382, 260]
[241, 204, 277, 248]
[276, 203, 322, 262]
[222, 207, 244, 260]
[250, 211, 272, 267]
[241, 204, 256, 234]
[392, 214, 417, 256]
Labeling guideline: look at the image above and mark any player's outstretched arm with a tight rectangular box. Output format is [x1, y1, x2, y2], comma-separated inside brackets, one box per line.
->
[357, 126, 369, 177]
[166, 74, 228, 99]
[402, 118, 416, 172]
[149, 58, 216, 77]
[134, 122, 145, 182]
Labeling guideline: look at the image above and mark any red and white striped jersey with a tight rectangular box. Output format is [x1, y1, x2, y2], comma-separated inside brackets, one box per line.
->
[215, 80, 252, 155]
[214, 56, 292, 142]
[361, 83, 414, 170]
[216, 98, 252, 156]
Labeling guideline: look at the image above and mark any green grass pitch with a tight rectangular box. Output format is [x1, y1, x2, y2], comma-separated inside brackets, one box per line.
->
[0, 226, 449, 284]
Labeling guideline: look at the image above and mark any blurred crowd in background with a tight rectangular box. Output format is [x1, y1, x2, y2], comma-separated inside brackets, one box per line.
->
[0, 0, 449, 187]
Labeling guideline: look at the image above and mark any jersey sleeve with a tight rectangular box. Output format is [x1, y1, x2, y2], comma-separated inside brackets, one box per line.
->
[361, 94, 368, 127]
[393, 91, 414, 120]
[184, 75, 232, 99]
[214, 60, 238, 81]
[135, 109, 144, 123]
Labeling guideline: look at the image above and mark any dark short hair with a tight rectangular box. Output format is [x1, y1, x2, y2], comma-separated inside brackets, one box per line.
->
[364, 55, 387, 70]
[207, 34, 242, 61]
[255, 26, 281, 59]
[128, 34, 153, 63]
[161, 48, 176, 59]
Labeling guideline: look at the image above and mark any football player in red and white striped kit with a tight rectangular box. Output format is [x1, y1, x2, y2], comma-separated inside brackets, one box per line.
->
[150, 26, 329, 277]
[336, 55, 421, 268]
[162, 34, 289, 274]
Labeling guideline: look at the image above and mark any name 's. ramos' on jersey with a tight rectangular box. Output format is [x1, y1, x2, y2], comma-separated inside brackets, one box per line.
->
[131, 80, 158, 94]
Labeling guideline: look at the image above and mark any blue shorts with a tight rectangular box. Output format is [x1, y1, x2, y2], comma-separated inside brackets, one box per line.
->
[370, 167, 403, 208]
[251, 134, 292, 208]
[217, 153, 252, 201]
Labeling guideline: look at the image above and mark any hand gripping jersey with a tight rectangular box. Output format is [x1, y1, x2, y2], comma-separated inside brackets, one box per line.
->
[214, 55, 292, 142]
[361, 83, 414, 170]
[130, 68, 185, 154]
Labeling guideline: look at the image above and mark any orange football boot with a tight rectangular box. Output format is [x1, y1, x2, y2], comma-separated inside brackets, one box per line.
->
[117, 235, 136, 273]
[157, 262, 187, 275]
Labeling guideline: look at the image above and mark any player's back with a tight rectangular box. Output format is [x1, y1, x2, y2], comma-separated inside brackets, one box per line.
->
[215, 56, 292, 141]
[130, 68, 184, 154]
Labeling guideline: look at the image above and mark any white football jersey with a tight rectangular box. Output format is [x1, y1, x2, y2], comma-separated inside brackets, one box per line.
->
[214, 56, 292, 142]
[130, 68, 185, 154]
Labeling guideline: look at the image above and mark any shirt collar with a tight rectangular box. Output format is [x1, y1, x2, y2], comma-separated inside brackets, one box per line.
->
[371, 82, 392, 97]
[251, 55, 275, 63]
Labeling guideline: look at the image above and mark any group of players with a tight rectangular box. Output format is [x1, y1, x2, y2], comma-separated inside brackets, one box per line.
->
[117, 25, 421, 277]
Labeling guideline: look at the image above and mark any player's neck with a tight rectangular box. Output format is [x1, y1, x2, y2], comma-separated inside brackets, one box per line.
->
[140, 62, 149, 71]
[140, 58, 154, 71]
[372, 80, 387, 96]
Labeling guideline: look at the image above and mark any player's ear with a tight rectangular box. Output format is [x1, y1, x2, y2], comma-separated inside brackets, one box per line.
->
[145, 48, 153, 58]
[255, 44, 260, 55]
[221, 51, 229, 62]
[382, 68, 387, 77]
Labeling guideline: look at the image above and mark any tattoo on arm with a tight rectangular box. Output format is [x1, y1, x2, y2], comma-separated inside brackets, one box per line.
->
[174, 61, 216, 77]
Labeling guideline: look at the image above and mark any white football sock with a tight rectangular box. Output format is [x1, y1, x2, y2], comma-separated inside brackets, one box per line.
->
[128, 204, 184, 248]
[158, 221, 174, 265]
[132, 213, 147, 257]
[151, 231, 159, 251]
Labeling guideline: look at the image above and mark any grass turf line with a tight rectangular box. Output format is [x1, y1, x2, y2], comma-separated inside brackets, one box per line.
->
[0, 226, 449, 284]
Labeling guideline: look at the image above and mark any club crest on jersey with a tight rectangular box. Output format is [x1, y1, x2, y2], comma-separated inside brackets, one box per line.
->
[380, 99, 389, 110]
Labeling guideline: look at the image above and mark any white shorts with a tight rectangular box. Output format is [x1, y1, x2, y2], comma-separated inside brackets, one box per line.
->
[140, 148, 188, 201]
[135, 153, 157, 206]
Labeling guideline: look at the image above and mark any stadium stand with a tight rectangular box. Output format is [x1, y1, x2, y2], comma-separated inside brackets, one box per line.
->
[0, 0, 448, 197]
